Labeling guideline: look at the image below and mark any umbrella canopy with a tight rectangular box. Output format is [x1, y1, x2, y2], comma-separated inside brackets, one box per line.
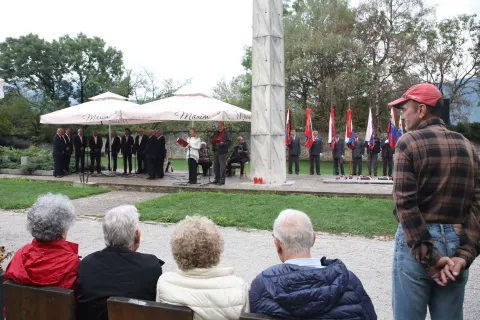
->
[137, 89, 251, 122]
[40, 92, 155, 125]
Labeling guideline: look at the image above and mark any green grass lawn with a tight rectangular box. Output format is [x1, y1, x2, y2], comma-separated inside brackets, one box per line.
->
[0, 179, 109, 209]
[137, 192, 397, 236]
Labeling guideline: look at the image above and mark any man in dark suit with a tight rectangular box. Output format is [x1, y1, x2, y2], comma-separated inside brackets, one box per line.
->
[75, 205, 164, 320]
[88, 130, 103, 174]
[332, 135, 345, 176]
[134, 128, 148, 174]
[309, 130, 323, 175]
[121, 128, 134, 175]
[226, 136, 249, 177]
[351, 131, 364, 176]
[144, 130, 158, 180]
[74, 128, 87, 173]
[381, 132, 394, 177]
[52, 128, 66, 178]
[105, 130, 121, 172]
[365, 135, 380, 176]
[155, 129, 166, 179]
[63, 128, 73, 174]
[288, 130, 301, 174]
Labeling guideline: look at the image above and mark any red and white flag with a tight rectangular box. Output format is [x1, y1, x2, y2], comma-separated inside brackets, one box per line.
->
[328, 109, 336, 149]
[304, 108, 314, 149]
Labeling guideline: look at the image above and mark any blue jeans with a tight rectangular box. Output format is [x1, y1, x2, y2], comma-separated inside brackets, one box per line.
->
[392, 224, 469, 320]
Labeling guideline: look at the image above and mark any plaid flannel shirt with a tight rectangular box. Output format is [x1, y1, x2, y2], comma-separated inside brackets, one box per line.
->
[393, 118, 480, 268]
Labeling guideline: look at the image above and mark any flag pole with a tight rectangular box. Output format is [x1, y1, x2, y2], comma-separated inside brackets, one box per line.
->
[348, 102, 352, 177]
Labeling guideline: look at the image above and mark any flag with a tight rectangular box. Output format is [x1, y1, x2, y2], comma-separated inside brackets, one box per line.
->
[398, 115, 404, 137]
[328, 108, 336, 149]
[387, 107, 399, 149]
[304, 108, 314, 149]
[345, 109, 354, 150]
[285, 108, 291, 147]
[347, 128, 356, 150]
[365, 108, 374, 149]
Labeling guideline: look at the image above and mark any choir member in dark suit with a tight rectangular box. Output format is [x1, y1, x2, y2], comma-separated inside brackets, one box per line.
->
[88, 130, 103, 174]
[63, 128, 73, 174]
[144, 130, 158, 180]
[74, 129, 87, 173]
[134, 128, 148, 174]
[288, 130, 301, 174]
[121, 128, 134, 175]
[52, 128, 66, 178]
[156, 129, 166, 179]
[105, 130, 121, 172]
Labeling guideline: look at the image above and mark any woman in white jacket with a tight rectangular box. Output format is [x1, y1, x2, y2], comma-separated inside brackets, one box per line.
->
[156, 216, 249, 320]
[186, 128, 201, 184]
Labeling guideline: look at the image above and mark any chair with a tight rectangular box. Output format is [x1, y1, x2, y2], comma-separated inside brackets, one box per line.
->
[107, 296, 193, 320]
[3, 280, 76, 320]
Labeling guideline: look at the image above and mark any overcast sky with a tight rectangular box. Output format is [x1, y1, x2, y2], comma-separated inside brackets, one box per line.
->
[1, 0, 479, 93]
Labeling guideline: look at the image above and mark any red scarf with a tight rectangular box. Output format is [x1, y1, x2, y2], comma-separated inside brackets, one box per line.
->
[212, 130, 225, 144]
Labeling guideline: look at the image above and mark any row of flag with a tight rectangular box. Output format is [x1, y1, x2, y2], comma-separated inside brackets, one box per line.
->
[285, 107, 404, 150]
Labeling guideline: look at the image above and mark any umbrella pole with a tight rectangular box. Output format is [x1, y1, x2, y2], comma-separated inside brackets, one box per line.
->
[109, 123, 112, 173]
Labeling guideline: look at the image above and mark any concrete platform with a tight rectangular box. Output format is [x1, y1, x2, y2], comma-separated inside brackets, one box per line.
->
[0, 171, 393, 199]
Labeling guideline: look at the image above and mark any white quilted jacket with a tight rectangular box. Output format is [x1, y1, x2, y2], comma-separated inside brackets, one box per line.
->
[156, 266, 249, 320]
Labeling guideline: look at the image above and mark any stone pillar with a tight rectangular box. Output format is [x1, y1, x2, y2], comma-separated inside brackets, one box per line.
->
[251, 0, 286, 184]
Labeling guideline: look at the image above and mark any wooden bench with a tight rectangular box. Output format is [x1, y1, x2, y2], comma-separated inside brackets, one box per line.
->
[3, 280, 76, 320]
[240, 312, 280, 319]
[107, 296, 193, 320]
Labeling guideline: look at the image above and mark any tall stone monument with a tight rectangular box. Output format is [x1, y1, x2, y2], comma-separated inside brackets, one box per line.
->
[251, 0, 286, 184]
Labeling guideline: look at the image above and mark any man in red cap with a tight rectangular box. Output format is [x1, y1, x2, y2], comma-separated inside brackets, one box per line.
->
[389, 83, 479, 320]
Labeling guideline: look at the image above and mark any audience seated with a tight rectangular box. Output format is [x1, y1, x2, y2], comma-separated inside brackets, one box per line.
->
[4, 193, 79, 289]
[156, 216, 249, 320]
[75, 205, 164, 320]
[249, 209, 377, 319]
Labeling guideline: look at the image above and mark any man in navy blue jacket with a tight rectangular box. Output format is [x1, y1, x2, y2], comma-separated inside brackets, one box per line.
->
[249, 209, 376, 319]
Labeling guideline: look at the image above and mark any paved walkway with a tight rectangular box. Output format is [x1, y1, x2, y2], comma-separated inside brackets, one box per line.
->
[0, 172, 393, 198]
[0, 209, 478, 320]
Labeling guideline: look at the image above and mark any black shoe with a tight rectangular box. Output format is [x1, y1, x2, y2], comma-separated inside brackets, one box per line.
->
[209, 180, 219, 184]
[317, 173, 321, 175]
[309, 173, 314, 175]
[218, 181, 225, 185]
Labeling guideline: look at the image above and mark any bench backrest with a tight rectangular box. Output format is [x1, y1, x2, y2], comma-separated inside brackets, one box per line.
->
[3, 280, 75, 320]
[107, 296, 193, 320]
[240, 313, 280, 320]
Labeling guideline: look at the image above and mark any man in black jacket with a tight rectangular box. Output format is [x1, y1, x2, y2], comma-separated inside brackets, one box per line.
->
[88, 130, 103, 174]
[309, 131, 323, 175]
[332, 135, 345, 176]
[210, 122, 231, 185]
[134, 128, 148, 174]
[121, 128, 134, 175]
[144, 130, 158, 180]
[74, 129, 87, 173]
[75, 205, 164, 320]
[381, 132, 394, 177]
[63, 128, 73, 174]
[52, 128, 66, 178]
[365, 136, 381, 176]
[226, 136, 249, 177]
[351, 131, 364, 176]
[105, 130, 121, 172]
[155, 129, 166, 179]
[288, 130, 301, 175]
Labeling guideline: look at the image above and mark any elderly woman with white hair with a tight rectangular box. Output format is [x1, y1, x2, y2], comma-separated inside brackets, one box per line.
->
[4, 193, 79, 289]
[75, 205, 164, 320]
[157, 216, 249, 320]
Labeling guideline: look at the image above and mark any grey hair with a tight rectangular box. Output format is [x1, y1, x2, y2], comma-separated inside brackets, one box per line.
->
[273, 209, 315, 255]
[27, 193, 76, 242]
[103, 205, 139, 247]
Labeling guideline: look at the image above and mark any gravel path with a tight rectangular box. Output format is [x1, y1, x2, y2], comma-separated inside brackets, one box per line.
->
[1, 210, 478, 320]
[70, 191, 165, 216]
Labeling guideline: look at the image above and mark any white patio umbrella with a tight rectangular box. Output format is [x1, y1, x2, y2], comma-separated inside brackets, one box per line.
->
[136, 89, 251, 122]
[40, 92, 156, 174]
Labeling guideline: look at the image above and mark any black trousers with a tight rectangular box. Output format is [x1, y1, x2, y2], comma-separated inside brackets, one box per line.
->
[75, 151, 85, 173]
[63, 152, 72, 172]
[137, 153, 145, 173]
[309, 154, 320, 174]
[147, 156, 156, 178]
[352, 157, 362, 175]
[188, 158, 198, 183]
[383, 157, 393, 176]
[198, 159, 212, 175]
[90, 151, 101, 173]
[108, 153, 118, 171]
[334, 157, 345, 175]
[227, 158, 248, 175]
[156, 157, 164, 178]
[123, 153, 132, 173]
[288, 155, 300, 174]
[53, 154, 63, 176]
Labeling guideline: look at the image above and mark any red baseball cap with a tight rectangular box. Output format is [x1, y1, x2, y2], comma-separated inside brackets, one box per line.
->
[388, 83, 443, 108]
